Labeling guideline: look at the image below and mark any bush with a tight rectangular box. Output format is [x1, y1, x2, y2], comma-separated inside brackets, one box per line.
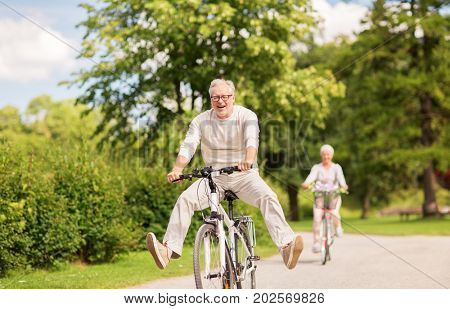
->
[0, 141, 139, 276]
[0, 145, 32, 276]
[24, 175, 81, 268]
[52, 145, 136, 263]
[0, 143, 82, 273]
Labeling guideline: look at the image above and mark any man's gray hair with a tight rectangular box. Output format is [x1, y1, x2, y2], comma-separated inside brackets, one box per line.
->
[320, 144, 334, 156]
[209, 79, 236, 96]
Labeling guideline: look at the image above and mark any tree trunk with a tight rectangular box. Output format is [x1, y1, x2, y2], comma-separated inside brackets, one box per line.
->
[361, 190, 371, 219]
[287, 183, 299, 221]
[422, 162, 439, 217]
[420, 91, 438, 217]
[174, 80, 183, 114]
[191, 95, 197, 111]
[418, 21, 439, 216]
[201, 91, 210, 111]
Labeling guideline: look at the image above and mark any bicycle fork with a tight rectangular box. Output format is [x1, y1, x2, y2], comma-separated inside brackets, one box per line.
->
[208, 191, 227, 279]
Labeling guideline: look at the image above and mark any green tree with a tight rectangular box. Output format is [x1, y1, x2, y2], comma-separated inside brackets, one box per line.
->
[69, 0, 350, 221]
[323, 0, 448, 217]
[296, 37, 411, 219]
[254, 67, 345, 220]
[0, 105, 22, 131]
[353, 0, 449, 216]
[294, 0, 449, 218]
[0, 105, 25, 143]
[68, 0, 314, 148]
[25, 95, 100, 142]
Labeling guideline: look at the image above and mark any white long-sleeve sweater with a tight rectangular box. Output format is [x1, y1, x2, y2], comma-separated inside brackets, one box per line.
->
[178, 105, 259, 168]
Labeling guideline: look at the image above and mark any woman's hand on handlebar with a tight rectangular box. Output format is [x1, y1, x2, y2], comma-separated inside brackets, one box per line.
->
[339, 185, 349, 194]
[301, 182, 313, 190]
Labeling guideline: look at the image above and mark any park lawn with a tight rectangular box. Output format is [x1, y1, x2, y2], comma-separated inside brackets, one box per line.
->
[289, 216, 450, 236]
[0, 245, 278, 289]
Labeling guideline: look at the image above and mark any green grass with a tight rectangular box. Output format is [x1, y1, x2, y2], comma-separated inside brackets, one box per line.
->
[0, 245, 278, 289]
[289, 216, 450, 236]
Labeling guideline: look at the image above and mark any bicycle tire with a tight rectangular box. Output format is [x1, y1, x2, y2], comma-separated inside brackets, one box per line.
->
[193, 224, 235, 289]
[235, 224, 256, 289]
[321, 218, 328, 265]
[326, 213, 333, 262]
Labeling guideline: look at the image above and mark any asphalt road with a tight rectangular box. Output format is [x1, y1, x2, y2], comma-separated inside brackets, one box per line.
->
[134, 232, 450, 289]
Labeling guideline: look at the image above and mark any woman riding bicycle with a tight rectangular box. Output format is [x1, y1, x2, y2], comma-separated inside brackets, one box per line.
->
[301, 144, 348, 254]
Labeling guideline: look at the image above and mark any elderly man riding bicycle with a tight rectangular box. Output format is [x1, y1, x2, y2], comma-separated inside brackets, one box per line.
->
[146, 78, 304, 270]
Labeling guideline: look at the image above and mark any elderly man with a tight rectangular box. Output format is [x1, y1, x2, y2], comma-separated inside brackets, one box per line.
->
[146, 79, 303, 270]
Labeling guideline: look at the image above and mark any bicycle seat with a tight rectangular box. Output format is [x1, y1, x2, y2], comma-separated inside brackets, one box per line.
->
[224, 190, 238, 202]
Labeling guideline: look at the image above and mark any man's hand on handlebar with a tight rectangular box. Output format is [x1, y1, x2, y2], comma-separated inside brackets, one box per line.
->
[238, 160, 253, 171]
[168, 165, 245, 183]
[167, 168, 183, 183]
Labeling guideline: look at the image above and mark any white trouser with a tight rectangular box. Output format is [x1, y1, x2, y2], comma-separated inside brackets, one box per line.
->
[163, 169, 295, 257]
[312, 196, 342, 244]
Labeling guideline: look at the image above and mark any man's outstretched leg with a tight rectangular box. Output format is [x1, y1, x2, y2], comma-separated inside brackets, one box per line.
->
[231, 170, 304, 269]
[146, 178, 221, 269]
[146, 232, 172, 269]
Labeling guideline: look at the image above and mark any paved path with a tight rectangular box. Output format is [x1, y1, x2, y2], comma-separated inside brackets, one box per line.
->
[134, 233, 450, 289]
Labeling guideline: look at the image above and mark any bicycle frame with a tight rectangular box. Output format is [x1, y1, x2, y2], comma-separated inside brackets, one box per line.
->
[322, 210, 335, 247]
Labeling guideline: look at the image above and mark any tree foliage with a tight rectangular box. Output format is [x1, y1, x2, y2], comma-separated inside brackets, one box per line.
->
[68, 0, 314, 148]
[295, 0, 449, 217]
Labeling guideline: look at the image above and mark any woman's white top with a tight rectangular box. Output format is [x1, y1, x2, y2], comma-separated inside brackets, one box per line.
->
[304, 163, 347, 191]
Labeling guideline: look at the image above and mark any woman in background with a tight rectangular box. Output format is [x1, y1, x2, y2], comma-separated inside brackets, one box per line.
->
[302, 144, 348, 253]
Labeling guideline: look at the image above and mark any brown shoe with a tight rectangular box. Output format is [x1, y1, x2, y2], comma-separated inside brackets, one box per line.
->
[281, 234, 304, 269]
[146, 232, 171, 269]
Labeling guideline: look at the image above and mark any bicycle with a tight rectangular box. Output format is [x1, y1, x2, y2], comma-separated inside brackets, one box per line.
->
[174, 166, 259, 289]
[310, 187, 347, 265]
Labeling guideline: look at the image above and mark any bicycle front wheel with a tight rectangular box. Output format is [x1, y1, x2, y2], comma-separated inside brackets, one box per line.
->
[235, 224, 256, 289]
[193, 224, 234, 289]
[320, 218, 329, 265]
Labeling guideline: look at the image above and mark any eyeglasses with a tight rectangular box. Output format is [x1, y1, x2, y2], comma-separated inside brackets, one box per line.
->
[210, 95, 233, 102]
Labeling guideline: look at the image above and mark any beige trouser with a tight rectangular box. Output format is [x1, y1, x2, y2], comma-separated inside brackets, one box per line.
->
[312, 196, 342, 244]
[163, 169, 295, 258]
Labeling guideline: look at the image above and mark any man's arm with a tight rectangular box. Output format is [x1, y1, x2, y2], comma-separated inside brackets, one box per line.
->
[240, 111, 259, 171]
[167, 155, 189, 182]
[239, 146, 257, 171]
[167, 118, 201, 182]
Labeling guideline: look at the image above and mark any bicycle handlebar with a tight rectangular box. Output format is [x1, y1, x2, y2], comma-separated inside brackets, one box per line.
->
[172, 166, 242, 183]
[305, 183, 348, 194]
[311, 188, 349, 195]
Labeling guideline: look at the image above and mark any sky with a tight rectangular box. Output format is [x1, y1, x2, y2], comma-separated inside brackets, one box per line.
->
[0, 0, 372, 112]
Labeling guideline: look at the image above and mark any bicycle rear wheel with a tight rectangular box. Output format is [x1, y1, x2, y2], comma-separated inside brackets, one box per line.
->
[235, 224, 256, 289]
[193, 224, 234, 289]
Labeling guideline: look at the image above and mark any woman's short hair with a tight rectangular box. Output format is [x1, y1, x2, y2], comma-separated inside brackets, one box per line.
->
[320, 144, 334, 156]
[209, 79, 235, 96]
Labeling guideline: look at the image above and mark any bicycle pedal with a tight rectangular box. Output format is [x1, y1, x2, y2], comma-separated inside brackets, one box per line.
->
[249, 255, 260, 261]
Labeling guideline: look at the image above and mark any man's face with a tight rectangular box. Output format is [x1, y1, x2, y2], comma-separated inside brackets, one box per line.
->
[210, 83, 235, 119]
